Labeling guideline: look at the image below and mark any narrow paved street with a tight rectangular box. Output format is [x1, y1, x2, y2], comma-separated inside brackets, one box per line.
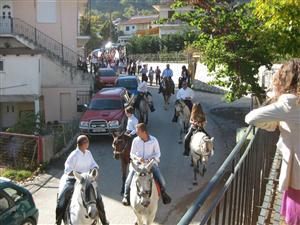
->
[31, 86, 250, 225]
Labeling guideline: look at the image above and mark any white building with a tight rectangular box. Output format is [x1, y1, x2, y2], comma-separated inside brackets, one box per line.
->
[0, 0, 91, 129]
[152, 0, 191, 37]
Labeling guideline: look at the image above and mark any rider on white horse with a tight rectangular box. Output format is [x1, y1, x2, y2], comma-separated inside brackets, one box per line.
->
[172, 80, 195, 122]
[134, 75, 155, 112]
[55, 135, 109, 225]
[122, 123, 172, 206]
[183, 103, 210, 156]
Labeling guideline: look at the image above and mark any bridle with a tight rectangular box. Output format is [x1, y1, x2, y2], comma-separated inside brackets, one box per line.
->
[79, 179, 98, 224]
[113, 136, 129, 156]
[135, 171, 153, 199]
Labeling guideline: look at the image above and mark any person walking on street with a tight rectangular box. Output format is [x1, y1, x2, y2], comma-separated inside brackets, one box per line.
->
[148, 66, 154, 86]
[245, 59, 300, 225]
[155, 66, 161, 85]
[122, 123, 171, 206]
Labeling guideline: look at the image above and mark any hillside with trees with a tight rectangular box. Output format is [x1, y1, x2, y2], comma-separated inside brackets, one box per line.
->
[91, 0, 160, 19]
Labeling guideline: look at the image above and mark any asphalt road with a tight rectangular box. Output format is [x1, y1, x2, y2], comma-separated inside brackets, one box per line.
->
[31, 85, 249, 225]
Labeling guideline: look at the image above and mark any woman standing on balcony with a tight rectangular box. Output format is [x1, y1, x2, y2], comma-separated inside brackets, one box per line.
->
[245, 59, 300, 225]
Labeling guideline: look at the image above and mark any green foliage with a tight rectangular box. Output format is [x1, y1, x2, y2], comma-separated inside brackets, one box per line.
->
[0, 169, 32, 181]
[127, 33, 194, 54]
[6, 112, 45, 135]
[252, 0, 300, 57]
[173, 0, 274, 101]
[127, 36, 161, 54]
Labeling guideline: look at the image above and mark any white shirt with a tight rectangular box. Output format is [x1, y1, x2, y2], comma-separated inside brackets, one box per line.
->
[162, 68, 173, 78]
[130, 135, 161, 162]
[245, 94, 300, 191]
[176, 87, 194, 100]
[137, 81, 148, 93]
[126, 115, 138, 135]
[64, 148, 99, 175]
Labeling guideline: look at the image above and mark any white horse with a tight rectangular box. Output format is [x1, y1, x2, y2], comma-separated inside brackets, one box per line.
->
[174, 100, 191, 143]
[59, 169, 100, 225]
[130, 159, 159, 225]
[190, 131, 214, 185]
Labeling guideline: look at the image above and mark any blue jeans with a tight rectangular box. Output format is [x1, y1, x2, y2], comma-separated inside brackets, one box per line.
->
[124, 164, 166, 196]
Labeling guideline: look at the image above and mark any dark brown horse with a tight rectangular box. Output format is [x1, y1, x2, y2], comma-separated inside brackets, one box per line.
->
[161, 77, 174, 110]
[111, 132, 132, 195]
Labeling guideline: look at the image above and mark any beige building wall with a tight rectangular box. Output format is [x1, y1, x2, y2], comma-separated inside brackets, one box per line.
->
[42, 86, 88, 122]
[12, 0, 87, 51]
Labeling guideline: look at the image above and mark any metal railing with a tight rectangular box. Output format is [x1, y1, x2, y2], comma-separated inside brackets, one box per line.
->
[178, 126, 279, 225]
[0, 17, 81, 69]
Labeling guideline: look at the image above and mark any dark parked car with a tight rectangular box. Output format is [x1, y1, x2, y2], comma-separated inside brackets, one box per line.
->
[94, 68, 117, 90]
[115, 75, 139, 96]
[0, 177, 39, 225]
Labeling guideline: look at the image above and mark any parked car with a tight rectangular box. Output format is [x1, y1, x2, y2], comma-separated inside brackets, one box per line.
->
[0, 177, 39, 225]
[115, 75, 139, 96]
[79, 87, 130, 135]
[94, 68, 117, 90]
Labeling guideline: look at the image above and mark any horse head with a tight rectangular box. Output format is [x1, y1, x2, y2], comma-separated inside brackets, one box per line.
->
[131, 159, 155, 208]
[174, 100, 186, 116]
[199, 136, 214, 164]
[73, 168, 99, 220]
[112, 131, 127, 160]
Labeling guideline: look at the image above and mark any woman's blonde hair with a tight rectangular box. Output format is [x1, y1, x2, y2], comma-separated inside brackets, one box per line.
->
[272, 59, 300, 104]
[191, 103, 206, 123]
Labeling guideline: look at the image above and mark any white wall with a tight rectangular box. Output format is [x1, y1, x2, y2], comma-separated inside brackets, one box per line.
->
[0, 55, 41, 96]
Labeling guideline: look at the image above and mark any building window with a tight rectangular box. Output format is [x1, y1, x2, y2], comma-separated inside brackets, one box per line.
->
[0, 60, 3, 72]
[132, 26, 135, 29]
[168, 10, 175, 19]
[125, 26, 130, 31]
[37, 0, 56, 23]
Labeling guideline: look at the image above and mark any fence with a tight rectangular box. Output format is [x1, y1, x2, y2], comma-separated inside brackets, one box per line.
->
[178, 126, 279, 225]
[128, 52, 188, 63]
[44, 119, 79, 155]
[0, 132, 42, 170]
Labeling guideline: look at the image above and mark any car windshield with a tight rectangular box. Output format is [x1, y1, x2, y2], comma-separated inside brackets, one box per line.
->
[116, 79, 138, 90]
[98, 69, 116, 77]
[88, 99, 122, 110]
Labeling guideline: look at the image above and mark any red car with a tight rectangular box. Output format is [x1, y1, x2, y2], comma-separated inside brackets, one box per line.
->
[94, 68, 118, 90]
[79, 87, 129, 136]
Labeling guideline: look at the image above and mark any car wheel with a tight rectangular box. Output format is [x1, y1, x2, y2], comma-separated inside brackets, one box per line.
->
[21, 218, 36, 225]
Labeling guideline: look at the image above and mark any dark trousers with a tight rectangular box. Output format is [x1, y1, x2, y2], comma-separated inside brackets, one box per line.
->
[55, 177, 108, 225]
[156, 75, 161, 85]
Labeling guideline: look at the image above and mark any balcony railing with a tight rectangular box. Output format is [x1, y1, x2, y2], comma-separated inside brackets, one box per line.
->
[0, 18, 82, 69]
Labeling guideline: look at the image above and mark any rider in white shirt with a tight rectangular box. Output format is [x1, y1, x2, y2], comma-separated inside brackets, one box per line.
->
[134, 76, 155, 112]
[173, 80, 195, 122]
[125, 106, 138, 138]
[55, 135, 109, 225]
[122, 123, 171, 206]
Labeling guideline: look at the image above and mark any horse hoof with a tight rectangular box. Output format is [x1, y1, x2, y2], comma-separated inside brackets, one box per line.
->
[193, 182, 197, 186]
[178, 140, 182, 144]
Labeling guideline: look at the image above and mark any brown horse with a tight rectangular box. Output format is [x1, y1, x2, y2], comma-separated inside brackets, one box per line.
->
[111, 132, 132, 195]
[161, 77, 174, 110]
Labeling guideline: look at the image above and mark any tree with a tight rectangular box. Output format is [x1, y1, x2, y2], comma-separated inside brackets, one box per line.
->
[123, 6, 136, 19]
[252, 0, 300, 58]
[173, 0, 274, 101]
[127, 36, 161, 54]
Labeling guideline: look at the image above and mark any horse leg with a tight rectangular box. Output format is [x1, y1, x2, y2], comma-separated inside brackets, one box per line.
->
[146, 210, 157, 225]
[202, 164, 207, 176]
[192, 158, 198, 185]
[134, 212, 143, 225]
[178, 127, 183, 144]
[145, 111, 148, 124]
